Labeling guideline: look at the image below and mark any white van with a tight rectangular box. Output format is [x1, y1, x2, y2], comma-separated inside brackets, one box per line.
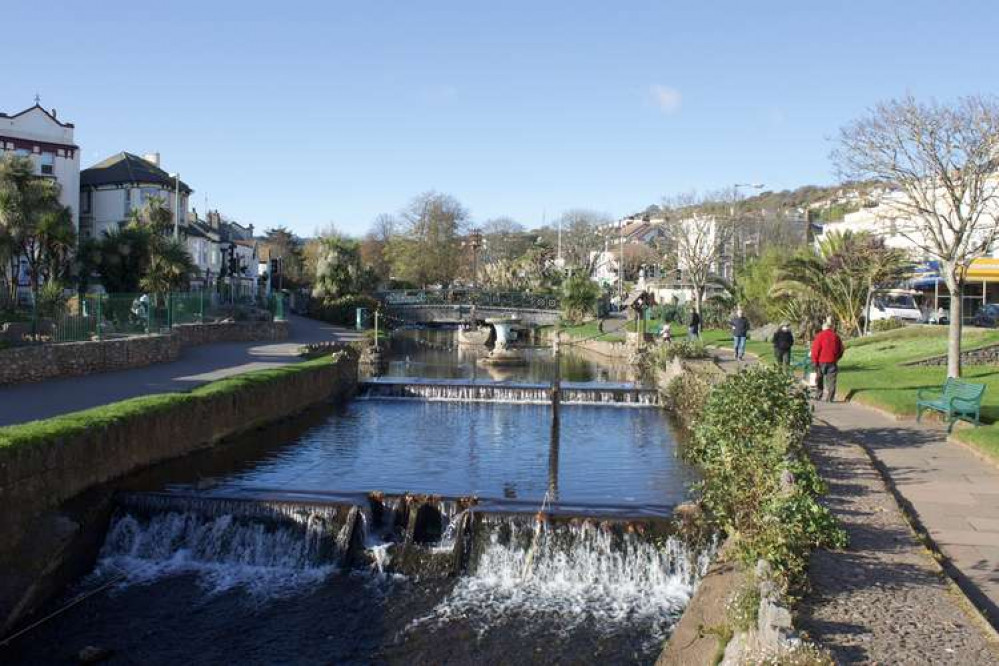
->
[868, 289, 923, 324]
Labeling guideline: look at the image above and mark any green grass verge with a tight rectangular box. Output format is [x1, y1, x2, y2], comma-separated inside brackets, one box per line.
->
[0, 355, 338, 450]
[538, 319, 626, 343]
[700, 325, 999, 462]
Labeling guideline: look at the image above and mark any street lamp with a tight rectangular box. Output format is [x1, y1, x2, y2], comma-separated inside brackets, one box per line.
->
[169, 172, 181, 239]
[462, 228, 484, 288]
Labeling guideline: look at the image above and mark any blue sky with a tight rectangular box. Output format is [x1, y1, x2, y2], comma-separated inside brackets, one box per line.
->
[5, 1, 999, 236]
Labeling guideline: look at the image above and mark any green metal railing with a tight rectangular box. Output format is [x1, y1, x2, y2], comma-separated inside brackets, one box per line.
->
[377, 289, 560, 311]
[5, 289, 287, 344]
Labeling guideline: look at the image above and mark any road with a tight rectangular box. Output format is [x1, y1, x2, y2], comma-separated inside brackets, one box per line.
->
[0, 315, 362, 427]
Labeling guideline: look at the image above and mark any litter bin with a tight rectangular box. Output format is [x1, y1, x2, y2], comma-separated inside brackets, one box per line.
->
[356, 307, 367, 330]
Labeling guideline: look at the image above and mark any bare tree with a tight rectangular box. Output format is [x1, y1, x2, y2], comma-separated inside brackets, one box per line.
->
[662, 191, 734, 312]
[834, 95, 999, 377]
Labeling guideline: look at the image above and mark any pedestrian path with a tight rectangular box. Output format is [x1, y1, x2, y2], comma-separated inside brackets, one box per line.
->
[0, 316, 362, 427]
[816, 400, 999, 627]
[711, 345, 999, 633]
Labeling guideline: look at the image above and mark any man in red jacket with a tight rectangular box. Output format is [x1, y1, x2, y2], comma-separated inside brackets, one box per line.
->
[811, 319, 844, 402]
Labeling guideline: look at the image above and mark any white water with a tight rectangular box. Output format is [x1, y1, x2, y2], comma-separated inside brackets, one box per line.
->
[95, 507, 345, 596]
[361, 382, 659, 406]
[419, 518, 711, 645]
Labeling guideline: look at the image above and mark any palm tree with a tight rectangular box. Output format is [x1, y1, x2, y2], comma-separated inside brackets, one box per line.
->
[140, 237, 196, 296]
[772, 231, 910, 337]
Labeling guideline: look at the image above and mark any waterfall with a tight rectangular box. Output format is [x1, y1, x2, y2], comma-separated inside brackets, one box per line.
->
[421, 515, 711, 645]
[360, 379, 660, 406]
[96, 496, 356, 595]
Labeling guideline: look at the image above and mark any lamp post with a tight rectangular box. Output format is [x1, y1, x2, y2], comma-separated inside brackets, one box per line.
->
[169, 172, 181, 239]
[462, 228, 483, 288]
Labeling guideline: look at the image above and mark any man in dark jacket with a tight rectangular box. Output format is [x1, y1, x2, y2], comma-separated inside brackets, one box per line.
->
[730, 308, 750, 360]
[773, 323, 794, 366]
[688, 309, 701, 340]
[810, 319, 845, 402]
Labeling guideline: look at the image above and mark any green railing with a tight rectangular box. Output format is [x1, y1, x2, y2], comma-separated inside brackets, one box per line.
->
[377, 289, 560, 311]
[3, 289, 287, 344]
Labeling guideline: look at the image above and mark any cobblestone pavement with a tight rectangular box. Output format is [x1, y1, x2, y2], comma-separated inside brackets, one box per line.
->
[0, 315, 362, 426]
[798, 418, 999, 664]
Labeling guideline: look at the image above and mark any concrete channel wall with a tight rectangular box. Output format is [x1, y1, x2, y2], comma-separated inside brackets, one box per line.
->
[0, 350, 357, 632]
[0, 320, 290, 386]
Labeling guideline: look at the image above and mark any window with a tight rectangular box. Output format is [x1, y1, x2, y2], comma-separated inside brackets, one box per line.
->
[40, 152, 54, 175]
[81, 190, 91, 214]
[124, 189, 131, 217]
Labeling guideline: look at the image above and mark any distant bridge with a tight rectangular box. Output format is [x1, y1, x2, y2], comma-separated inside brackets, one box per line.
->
[376, 290, 561, 326]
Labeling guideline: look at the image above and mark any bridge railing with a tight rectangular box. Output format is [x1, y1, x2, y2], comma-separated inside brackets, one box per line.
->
[377, 290, 560, 311]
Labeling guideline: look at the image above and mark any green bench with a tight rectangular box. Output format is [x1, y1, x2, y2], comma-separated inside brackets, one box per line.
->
[916, 378, 986, 432]
[790, 351, 813, 376]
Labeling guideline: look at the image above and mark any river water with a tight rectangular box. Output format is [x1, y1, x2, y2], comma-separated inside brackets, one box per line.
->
[4, 327, 704, 666]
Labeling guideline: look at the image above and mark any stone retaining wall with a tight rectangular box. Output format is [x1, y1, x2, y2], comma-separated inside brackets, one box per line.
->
[904, 343, 999, 367]
[0, 320, 289, 386]
[0, 350, 356, 628]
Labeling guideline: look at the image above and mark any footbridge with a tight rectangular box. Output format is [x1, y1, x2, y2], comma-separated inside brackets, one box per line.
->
[376, 290, 561, 326]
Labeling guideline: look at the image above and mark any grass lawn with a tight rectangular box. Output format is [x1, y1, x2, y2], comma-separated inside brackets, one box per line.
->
[539, 320, 626, 343]
[702, 324, 999, 461]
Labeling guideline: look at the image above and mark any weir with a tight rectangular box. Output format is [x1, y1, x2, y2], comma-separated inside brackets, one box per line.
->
[105, 490, 695, 585]
[359, 377, 660, 406]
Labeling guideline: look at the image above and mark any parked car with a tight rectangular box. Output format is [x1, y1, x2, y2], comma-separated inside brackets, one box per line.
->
[973, 303, 999, 328]
[869, 289, 923, 324]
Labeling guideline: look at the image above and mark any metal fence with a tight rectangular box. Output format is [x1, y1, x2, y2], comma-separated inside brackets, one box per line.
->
[1, 290, 287, 345]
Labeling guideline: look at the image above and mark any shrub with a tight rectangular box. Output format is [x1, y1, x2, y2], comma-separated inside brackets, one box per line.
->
[560, 273, 600, 324]
[309, 294, 380, 326]
[656, 340, 709, 364]
[35, 281, 69, 319]
[870, 317, 907, 333]
[666, 370, 713, 422]
[687, 366, 846, 593]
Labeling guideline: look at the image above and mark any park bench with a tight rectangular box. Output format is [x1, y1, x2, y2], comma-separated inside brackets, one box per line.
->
[790, 351, 813, 376]
[916, 378, 986, 432]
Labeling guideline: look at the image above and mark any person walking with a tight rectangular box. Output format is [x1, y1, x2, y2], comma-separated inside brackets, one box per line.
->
[810, 319, 844, 402]
[773, 322, 794, 366]
[661, 322, 673, 344]
[730, 308, 750, 360]
[688, 308, 701, 340]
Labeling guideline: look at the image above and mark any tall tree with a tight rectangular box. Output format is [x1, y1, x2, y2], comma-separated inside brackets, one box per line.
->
[386, 191, 468, 287]
[835, 94, 999, 377]
[0, 154, 75, 301]
[360, 213, 396, 285]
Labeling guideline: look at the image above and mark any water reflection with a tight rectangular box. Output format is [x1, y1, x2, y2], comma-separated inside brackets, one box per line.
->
[376, 327, 645, 385]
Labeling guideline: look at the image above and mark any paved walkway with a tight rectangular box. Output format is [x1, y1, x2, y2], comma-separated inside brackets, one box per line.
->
[798, 417, 998, 663]
[0, 315, 362, 427]
[816, 401, 999, 627]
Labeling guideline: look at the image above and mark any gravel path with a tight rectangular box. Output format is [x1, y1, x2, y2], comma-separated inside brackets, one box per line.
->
[798, 417, 999, 664]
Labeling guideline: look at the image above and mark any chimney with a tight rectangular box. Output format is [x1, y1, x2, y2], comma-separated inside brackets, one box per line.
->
[143, 152, 161, 167]
[51, 108, 57, 119]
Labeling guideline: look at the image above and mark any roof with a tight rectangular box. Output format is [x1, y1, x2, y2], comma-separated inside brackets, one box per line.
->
[0, 103, 74, 129]
[81, 152, 192, 193]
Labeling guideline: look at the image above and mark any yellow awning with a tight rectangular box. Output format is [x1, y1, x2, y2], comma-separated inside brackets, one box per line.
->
[965, 257, 999, 280]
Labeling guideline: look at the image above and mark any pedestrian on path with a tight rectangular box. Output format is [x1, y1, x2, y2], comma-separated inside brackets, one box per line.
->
[687, 309, 701, 340]
[660, 322, 673, 344]
[730, 307, 750, 360]
[773, 322, 794, 366]
[810, 318, 844, 402]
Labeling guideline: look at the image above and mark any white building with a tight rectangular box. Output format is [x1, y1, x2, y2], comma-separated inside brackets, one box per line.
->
[79, 152, 191, 240]
[0, 102, 80, 232]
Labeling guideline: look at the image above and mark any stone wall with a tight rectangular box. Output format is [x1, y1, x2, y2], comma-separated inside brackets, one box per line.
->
[904, 343, 999, 367]
[0, 350, 356, 628]
[0, 320, 289, 386]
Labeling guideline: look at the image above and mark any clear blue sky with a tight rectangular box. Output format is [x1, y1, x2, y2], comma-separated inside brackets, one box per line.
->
[5, 1, 998, 237]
